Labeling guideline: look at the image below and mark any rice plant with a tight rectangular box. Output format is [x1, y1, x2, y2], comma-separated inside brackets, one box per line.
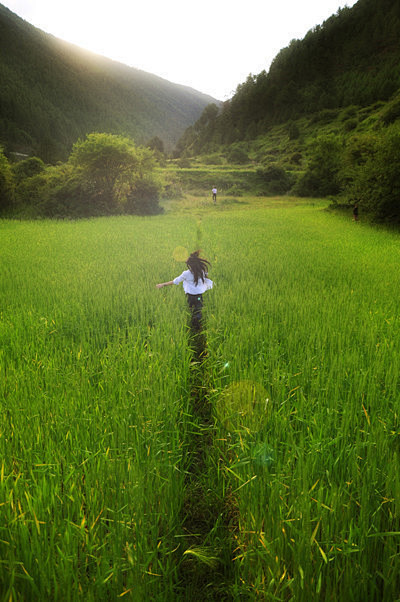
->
[1, 201, 399, 600]
[0, 217, 195, 600]
[204, 206, 400, 600]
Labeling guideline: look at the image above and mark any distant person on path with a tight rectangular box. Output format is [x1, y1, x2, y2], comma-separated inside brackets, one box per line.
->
[212, 187, 217, 203]
[156, 250, 213, 330]
[353, 203, 359, 221]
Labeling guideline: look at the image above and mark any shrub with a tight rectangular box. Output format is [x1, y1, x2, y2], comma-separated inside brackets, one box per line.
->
[224, 186, 243, 197]
[340, 133, 377, 189]
[346, 125, 400, 222]
[340, 106, 359, 121]
[0, 148, 15, 212]
[16, 164, 99, 218]
[227, 147, 249, 164]
[380, 99, 400, 125]
[310, 109, 340, 124]
[288, 122, 300, 140]
[12, 156, 45, 185]
[293, 134, 343, 197]
[343, 118, 358, 132]
[254, 164, 293, 195]
[202, 154, 224, 165]
[14, 133, 160, 218]
[290, 152, 302, 165]
[177, 158, 191, 168]
[125, 177, 162, 215]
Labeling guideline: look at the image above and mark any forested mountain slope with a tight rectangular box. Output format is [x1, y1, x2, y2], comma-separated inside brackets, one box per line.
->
[177, 0, 400, 154]
[0, 4, 217, 160]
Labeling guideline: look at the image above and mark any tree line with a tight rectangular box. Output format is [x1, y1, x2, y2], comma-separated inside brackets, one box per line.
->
[177, 0, 400, 155]
[0, 133, 162, 218]
[274, 123, 400, 223]
[178, 110, 400, 223]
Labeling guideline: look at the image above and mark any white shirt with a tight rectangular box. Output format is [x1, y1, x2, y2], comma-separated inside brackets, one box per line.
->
[173, 269, 213, 295]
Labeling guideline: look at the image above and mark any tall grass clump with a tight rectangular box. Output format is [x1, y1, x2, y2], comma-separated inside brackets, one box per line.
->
[203, 207, 400, 600]
[0, 216, 201, 600]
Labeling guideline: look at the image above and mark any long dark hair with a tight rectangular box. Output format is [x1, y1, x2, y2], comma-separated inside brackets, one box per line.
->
[186, 250, 211, 286]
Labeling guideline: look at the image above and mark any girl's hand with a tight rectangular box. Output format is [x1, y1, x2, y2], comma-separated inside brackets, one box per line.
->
[156, 281, 174, 289]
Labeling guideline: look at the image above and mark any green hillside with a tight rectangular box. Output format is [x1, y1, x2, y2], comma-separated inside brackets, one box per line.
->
[173, 0, 400, 222]
[0, 4, 217, 161]
[177, 0, 400, 155]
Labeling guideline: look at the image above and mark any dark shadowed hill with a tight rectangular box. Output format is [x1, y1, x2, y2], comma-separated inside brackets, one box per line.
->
[0, 4, 218, 160]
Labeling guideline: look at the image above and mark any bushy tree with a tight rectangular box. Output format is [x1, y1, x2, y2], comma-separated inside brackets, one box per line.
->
[196, 104, 219, 129]
[146, 136, 166, 166]
[12, 156, 45, 184]
[16, 163, 94, 218]
[380, 97, 400, 126]
[340, 132, 378, 192]
[294, 134, 343, 197]
[254, 164, 293, 195]
[227, 146, 249, 164]
[15, 170, 48, 215]
[346, 125, 400, 222]
[69, 133, 155, 212]
[146, 136, 165, 154]
[176, 104, 220, 156]
[125, 176, 162, 215]
[15, 133, 161, 217]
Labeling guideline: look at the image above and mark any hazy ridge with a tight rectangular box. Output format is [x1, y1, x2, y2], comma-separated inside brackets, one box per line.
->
[0, 3, 217, 160]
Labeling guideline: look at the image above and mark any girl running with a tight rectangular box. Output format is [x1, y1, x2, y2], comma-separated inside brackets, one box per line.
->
[156, 250, 213, 328]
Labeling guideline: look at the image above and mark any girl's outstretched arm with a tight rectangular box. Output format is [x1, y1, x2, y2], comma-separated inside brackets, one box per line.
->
[156, 281, 174, 288]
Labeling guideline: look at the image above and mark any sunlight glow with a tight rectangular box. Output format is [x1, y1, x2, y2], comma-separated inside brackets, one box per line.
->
[2, 0, 358, 99]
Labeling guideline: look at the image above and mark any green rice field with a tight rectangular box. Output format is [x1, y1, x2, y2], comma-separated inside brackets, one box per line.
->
[1, 198, 400, 600]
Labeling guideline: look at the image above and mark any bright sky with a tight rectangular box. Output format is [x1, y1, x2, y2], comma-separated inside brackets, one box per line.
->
[3, 0, 357, 100]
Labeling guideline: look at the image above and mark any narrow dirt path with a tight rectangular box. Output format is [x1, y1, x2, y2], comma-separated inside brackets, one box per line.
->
[176, 325, 237, 600]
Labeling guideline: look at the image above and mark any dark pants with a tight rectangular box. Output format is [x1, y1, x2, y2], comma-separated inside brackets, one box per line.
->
[186, 293, 203, 330]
